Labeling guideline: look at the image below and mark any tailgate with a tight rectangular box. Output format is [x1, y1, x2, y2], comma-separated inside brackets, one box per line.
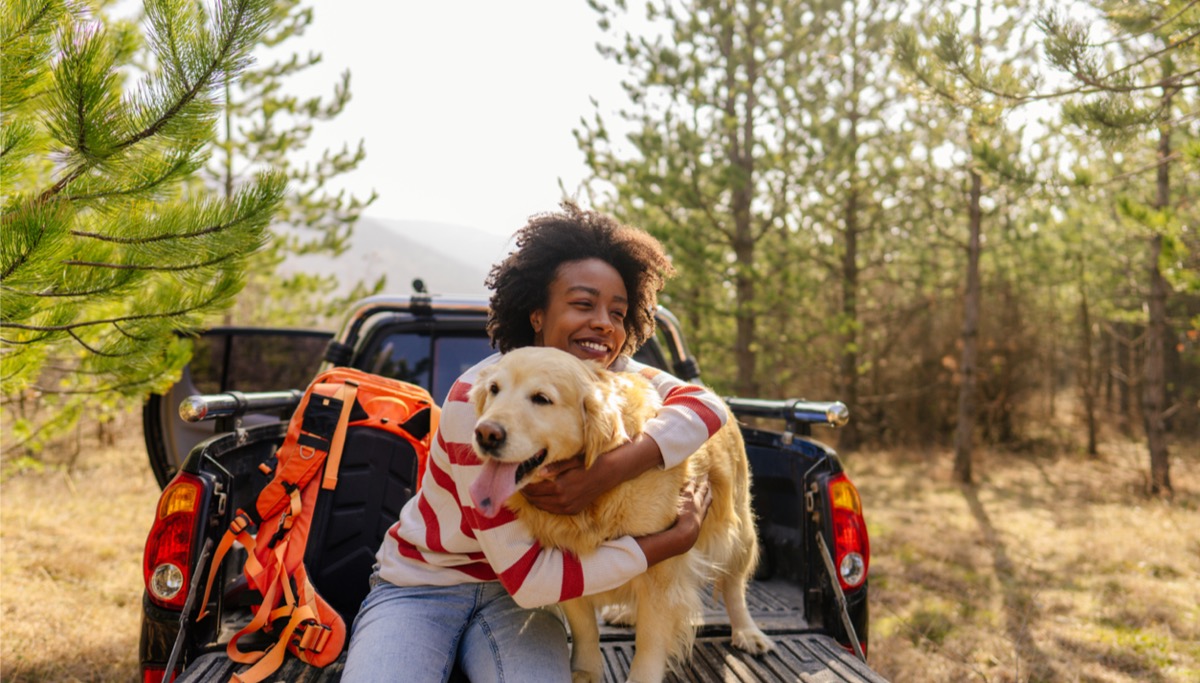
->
[179, 632, 884, 682]
[178, 577, 887, 682]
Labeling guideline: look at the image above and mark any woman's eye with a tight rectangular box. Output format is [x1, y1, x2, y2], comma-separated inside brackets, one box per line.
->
[612, 310, 626, 321]
[489, 383, 499, 395]
[531, 393, 552, 406]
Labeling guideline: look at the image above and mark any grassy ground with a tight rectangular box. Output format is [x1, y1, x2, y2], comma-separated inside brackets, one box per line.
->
[854, 437, 1200, 683]
[1, 415, 159, 682]
[1, 414, 1196, 682]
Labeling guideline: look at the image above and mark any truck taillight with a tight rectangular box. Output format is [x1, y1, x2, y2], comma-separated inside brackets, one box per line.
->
[142, 664, 177, 682]
[828, 473, 869, 591]
[143, 473, 202, 610]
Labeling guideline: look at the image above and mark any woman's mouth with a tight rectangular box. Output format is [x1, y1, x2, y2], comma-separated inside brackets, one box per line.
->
[574, 340, 609, 358]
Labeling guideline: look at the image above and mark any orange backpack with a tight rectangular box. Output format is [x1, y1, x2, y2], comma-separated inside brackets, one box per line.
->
[196, 367, 438, 683]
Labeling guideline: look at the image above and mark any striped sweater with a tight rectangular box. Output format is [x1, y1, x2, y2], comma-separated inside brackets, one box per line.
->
[374, 352, 728, 609]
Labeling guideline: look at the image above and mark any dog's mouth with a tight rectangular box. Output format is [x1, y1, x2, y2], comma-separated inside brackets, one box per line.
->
[469, 449, 547, 519]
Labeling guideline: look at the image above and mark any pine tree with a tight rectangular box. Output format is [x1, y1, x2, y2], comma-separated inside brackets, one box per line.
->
[577, 0, 840, 397]
[895, 0, 1036, 484]
[212, 0, 379, 326]
[1039, 0, 1200, 496]
[1, 0, 284, 452]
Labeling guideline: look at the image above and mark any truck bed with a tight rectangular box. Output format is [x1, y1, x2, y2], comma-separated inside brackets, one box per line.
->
[177, 577, 884, 682]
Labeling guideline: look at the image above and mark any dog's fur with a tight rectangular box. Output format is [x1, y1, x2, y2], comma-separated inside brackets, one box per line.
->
[468, 347, 772, 683]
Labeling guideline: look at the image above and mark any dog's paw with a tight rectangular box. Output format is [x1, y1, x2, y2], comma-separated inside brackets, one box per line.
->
[572, 670, 600, 683]
[600, 603, 636, 627]
[731, 626, 775, 655]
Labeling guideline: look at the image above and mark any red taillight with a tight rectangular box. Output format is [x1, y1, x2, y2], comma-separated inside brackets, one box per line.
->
[828, 473, 869, 591]
[142, 664, 177, 682]
[143, 473, 202, 610]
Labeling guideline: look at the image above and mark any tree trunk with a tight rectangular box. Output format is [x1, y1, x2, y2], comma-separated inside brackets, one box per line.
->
[725, 10, 759, 398]
[839, 182, 861, 451]
[1078, 266, 1098, 457]
[1144, 84, 1173, 495]
[954, 168, 983, 484]
[838, 13, 863, 451]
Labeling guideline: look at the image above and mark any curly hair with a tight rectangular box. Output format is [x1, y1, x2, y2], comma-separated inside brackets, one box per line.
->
[486, 203, 675, 356]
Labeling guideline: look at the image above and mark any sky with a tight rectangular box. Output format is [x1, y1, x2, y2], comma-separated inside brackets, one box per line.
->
[286, 1, 636, 238]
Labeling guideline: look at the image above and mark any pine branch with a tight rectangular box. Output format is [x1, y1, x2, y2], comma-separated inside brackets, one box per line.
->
[65, 153, 194, 201]
[1088, 0, 1200, 49]
[0, 0, 54, 51]
[70, 215, 250, 244]
[61, 250, 239, 271]
[1, 283, 123, 297]
[0, 287, 227, 332]
[66, 329, 132, 357]
[117, 0, 253, 152]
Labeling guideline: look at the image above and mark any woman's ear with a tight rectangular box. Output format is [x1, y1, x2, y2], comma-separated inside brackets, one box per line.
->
[529, 309, 543, 334]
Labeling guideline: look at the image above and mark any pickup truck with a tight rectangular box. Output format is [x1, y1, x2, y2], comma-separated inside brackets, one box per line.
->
[139, 292, 886, 682]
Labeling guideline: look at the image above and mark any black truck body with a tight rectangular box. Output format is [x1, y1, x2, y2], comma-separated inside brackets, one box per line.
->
[139, 294, 885, 682]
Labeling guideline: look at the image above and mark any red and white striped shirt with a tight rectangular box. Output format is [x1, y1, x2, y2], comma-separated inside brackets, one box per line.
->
[374, 352, 728, 608]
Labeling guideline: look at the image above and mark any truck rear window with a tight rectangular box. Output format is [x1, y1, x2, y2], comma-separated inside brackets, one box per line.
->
[358, 331, 493, 404]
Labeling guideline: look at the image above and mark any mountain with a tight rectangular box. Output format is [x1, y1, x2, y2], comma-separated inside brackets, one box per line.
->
[277, 217, 514, 298]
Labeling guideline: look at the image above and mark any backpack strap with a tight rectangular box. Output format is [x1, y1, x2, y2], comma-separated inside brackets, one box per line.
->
[196, 510, 258, 622]
[321, 380, 359, 491]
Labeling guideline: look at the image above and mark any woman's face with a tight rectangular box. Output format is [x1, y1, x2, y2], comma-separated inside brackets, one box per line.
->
[530, 258, 629, 368]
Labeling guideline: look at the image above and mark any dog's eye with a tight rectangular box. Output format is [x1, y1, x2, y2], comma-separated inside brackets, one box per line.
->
[531, 393, 552, 406]
[489, 382, 499, 395]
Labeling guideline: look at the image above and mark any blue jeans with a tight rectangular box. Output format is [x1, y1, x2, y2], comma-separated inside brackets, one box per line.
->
[342, 576, 571, 682]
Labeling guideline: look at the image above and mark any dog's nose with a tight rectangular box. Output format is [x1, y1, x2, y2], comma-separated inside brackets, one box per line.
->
[475, 421, 506, 450]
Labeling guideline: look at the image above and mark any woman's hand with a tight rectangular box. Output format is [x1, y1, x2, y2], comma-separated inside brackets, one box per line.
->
[634, 475, 712, 568]
[673, 474, 713, 540]
[522, 434, 665, 515]
[520, 454, 601, 515]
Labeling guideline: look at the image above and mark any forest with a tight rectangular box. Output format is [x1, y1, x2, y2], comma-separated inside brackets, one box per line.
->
[572, 0, 1199, 494]
[2, 0, 1197, 487]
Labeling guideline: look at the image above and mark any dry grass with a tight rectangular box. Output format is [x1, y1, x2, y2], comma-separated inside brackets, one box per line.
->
[1, 413, 157, 682]
[1, 411, 1197, 682]
[852, 436, 1200, 683]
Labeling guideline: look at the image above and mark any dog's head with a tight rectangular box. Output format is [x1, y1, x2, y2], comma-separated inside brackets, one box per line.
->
[466, 347, 625, 518]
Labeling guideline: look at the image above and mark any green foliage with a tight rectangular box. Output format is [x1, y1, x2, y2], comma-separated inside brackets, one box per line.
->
[212, 0, 378, 327]
[1, 0, 284, 453]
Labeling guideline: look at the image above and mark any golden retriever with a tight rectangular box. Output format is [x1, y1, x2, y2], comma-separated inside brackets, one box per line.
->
[467, 347, 772, 683]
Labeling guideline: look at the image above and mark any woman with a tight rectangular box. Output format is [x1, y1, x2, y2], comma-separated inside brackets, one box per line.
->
[343, 204, 725, 681]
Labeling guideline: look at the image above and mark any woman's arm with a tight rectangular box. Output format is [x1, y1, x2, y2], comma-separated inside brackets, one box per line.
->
[522, 357, 727, 515]
[470, 469, 711, 609]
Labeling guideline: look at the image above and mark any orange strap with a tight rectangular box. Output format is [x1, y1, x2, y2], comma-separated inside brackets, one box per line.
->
[321, 381, 359, 490]
[230, 603, 318, 683]
[196, 511, 255, 622]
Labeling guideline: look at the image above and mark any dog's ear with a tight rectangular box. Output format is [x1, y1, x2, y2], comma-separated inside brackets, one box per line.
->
[581, 386, 618, 469]
[469, 366, 494, 415]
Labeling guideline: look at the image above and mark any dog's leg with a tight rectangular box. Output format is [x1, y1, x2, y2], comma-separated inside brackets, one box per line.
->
[624, 566, 698, 683]
[718, 573, 774, 654]
[600, 601, 636, 627]
[625, 605, 675, 683]
[562, 598, 603, 683]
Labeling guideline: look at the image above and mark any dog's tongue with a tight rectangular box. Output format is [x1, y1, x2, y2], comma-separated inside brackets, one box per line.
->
[470, 459, 521, 518]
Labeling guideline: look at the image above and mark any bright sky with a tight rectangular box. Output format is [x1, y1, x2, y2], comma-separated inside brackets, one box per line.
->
[290, 1, 633, 238]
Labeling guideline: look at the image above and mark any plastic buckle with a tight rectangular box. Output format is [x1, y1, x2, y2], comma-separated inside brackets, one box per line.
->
[230, 511, 252, 534]
[294, 620, 333, 653]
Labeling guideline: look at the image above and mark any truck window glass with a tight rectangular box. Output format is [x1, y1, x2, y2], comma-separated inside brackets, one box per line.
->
[190, 331, 331, 394]
[433, 335, 494, 404]
[361, 330, 492, 404]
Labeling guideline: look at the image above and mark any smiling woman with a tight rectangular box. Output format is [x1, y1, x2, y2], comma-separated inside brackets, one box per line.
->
[340, 203, 729, 682]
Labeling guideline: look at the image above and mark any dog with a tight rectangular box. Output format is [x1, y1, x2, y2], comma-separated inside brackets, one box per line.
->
[467, 347, 772, 683]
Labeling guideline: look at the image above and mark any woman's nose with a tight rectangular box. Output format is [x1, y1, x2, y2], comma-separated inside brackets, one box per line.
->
[590, 309, 614, 332]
